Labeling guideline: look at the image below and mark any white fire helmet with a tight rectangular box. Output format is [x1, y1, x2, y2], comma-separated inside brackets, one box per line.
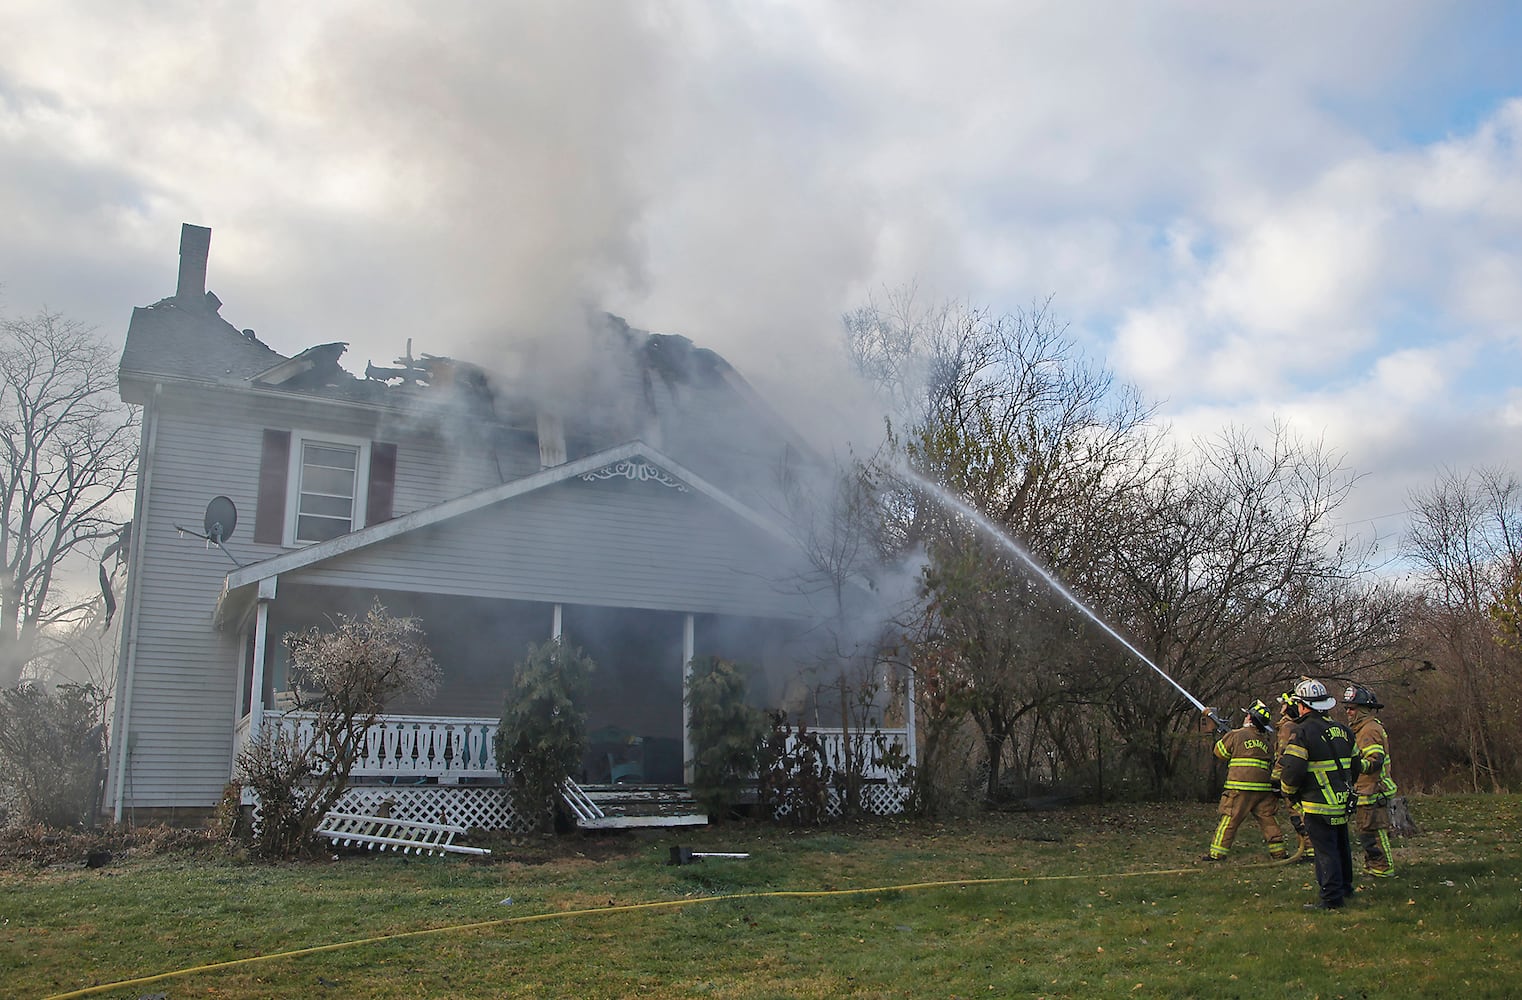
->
[1293, 678, 1337, 712]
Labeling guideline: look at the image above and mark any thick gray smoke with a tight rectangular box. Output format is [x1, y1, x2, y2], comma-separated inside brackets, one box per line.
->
[276, 7, 665, 379]
[258, 6, 888, 458]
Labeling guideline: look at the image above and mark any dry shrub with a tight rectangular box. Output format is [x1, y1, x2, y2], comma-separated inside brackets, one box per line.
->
[238, 602, 439, 857]
[0, 821, 219, 868]
[0, 682, 107, 828]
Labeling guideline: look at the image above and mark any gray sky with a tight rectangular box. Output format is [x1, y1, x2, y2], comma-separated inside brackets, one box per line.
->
[3, 1, 1520, 566]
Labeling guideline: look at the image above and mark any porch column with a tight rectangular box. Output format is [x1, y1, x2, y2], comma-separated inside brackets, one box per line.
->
[249, 580, 276, 737]
[904, 663, 918, 768]
[552, 603, 563, 641]
[228, 611, 255, 762]
[682, 613, 694, 784]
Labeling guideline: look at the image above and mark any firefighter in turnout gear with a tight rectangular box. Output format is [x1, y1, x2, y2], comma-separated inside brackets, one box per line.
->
[1278, 678, 1357, 909]
[1203, 700, 1286, 861]
[1273, 691, 1313, 861]
[1343, 684, 1397, 878]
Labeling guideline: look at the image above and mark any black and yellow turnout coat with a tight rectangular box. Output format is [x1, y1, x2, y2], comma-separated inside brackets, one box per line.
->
[1277, 713, 1355, 821]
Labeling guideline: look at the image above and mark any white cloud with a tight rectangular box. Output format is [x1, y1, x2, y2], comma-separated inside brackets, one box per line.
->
[1502, 390, 1522, 428]
[0, 0, 1518, 537]
[1113, 307, 1191, 391]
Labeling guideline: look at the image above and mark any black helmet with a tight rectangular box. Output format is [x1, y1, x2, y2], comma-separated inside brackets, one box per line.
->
[1245, 699, 1273, 730]
[1341, 684, 1384, 710]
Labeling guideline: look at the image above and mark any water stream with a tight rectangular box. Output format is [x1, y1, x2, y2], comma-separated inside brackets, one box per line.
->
[898, 465, 1208, 714]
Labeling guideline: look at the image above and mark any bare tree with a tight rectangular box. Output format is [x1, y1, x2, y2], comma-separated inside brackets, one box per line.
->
[843, 284, 958, 430]
[237, 603, 439, 856]
[767, 444, 924, 816]
[1104, 424, 1405, 794]
[915, 537, 1107, 800]
[1404, 465, 1522, 791]
[852, 296, 1158, 803]
[847, 294, 1408, 805]
[0, 310, 137, 688]
[26, 610, 120, 716]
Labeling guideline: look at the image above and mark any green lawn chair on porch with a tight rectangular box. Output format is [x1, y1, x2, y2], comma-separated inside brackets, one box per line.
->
[589, 725, 645, 784]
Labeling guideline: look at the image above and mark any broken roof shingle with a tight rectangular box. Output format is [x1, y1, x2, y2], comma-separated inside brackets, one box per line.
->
[119, 295, 284, 384]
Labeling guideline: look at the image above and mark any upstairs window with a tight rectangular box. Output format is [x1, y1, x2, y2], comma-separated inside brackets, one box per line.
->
[253, 429, 396, 547]
[287, 434, 369, 545]
[294, 440, 364, 542]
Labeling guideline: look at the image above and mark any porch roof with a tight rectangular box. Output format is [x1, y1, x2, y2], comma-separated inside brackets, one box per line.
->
[215, 439, 833, 625]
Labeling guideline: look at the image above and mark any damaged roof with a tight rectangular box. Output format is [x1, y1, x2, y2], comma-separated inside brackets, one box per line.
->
[116, 228, 814, 508]
[118, 293, 284, 386]
[117, 285, 775, 432]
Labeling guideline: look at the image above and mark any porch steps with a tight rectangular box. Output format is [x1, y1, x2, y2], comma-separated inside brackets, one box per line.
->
[562, 781, 708, 830]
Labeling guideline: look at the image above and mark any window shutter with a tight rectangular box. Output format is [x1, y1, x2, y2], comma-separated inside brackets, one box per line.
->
[366, 441, 397, 526]
[254, 429, 291, 544]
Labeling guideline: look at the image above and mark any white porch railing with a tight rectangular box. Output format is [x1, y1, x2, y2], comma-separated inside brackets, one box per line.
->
[800, 727, 911, 782]
[236, 712, 910, 784]
[245, 711, 501, 781]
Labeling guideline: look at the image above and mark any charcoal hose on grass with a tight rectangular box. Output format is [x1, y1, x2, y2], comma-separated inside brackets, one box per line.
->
[41, 860, 1298, 1000]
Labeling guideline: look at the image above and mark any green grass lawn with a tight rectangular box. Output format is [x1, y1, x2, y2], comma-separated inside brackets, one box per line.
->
[2, 795, 1518, 999]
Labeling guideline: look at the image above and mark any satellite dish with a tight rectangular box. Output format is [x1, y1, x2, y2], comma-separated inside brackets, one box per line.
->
[204, 496, 238, 544]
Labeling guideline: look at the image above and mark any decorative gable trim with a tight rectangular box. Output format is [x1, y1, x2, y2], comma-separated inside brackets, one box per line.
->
[224, 441, 785, 593]
[580, 458, 689, 492]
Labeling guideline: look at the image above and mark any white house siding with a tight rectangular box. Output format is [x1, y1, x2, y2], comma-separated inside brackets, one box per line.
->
[109, 394, 264, 811]
[109, 385, 511, 810]
[112, 375, 816, 811]
[287, 475, 824, 620]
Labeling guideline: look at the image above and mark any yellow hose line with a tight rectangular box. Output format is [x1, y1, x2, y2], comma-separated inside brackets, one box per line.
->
[41, 862, 1247, 1000]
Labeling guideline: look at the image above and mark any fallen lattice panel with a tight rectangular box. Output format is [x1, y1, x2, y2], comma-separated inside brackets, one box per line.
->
[316, 811, 490, 856]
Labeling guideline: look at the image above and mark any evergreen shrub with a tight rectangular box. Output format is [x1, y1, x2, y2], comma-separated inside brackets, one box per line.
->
[685, 655, 767, 819]
[496, 640, 595, 834]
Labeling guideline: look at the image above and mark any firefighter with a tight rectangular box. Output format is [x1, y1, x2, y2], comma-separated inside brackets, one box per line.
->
[1278, 678, 1356, 910]
[1202, 699, 1286, 861]
[1343, 684, 1397, 878]
[1272, 691, 1313, 861]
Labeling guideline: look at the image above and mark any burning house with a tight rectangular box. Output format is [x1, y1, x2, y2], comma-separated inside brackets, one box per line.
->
[106, 224, 912, 831]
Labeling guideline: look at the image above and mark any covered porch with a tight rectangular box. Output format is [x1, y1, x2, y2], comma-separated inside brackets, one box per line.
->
[223, 583, 913, 828]
[212, 445, 915, 830]
[226, 583, 880, 789]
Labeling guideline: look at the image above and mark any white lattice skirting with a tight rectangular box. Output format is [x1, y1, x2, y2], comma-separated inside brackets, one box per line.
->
[336, 781, 909, 829]
[771, 781, 912, 821]
[332, 785, 535, 835]
[250, 779, 910, 837]
[851, 782, 912, 817]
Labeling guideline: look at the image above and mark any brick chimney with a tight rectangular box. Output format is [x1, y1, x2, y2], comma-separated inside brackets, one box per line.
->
[537, 408, 566, 468]
[176, 223, 212, 302]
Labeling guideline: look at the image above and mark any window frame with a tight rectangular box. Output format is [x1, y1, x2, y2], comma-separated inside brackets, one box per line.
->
[283, 431, 371, 547]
